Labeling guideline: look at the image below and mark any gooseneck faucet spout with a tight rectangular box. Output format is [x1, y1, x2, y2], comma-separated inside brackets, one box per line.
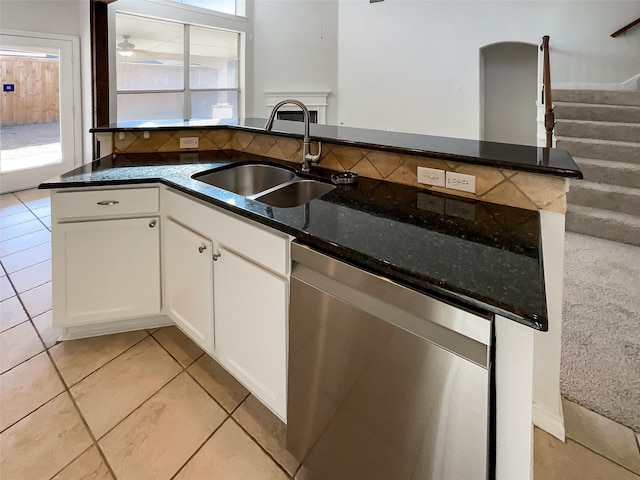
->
[264, 99, 322, 173]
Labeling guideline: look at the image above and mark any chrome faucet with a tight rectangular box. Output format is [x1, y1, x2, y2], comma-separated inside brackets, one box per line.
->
[264, 99, 322, 173]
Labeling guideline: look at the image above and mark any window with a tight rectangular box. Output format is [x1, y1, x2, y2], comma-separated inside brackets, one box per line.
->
[115, 13, 239, 123]
[165, 0, 245, 17]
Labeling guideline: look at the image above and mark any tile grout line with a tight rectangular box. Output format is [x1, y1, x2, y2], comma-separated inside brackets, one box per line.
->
[168, 419, 230, 480]
[229, 415, 297, 479]
[149, 332, 232, 415]
[36, 322, 144, 479]
[0, 354, 60, 434]
[564, 435, 640, 477]
[21, 296, 121, 480]
[0, 238, 51, 260]
[123, 333, 226, 480]
[23, 305, 159, 479]
[55, 332, 150, 391]
[0, 246, 53, 277]
[91, 366, 184, 447]
[2, 273, 119, 480]
[149, 333, 296, 479]
[46, 444, 99, 480]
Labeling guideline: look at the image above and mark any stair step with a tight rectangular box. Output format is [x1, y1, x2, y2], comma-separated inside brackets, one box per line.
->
[554, 89, 640, 107]
[575, 158, 640, 189]
[566, 204, 640, 247]
[554, 102, 640, 123]
[567, 180, 640, 216]
[555, 119, 640, 143]
[556, 137, 640, 164]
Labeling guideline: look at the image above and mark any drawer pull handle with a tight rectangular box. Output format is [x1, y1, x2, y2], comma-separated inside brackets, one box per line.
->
[199, 245, 207, 253]
[97, 200, 120, 206]
[212, 252, 221, 261]
[149, 220, 157, 228]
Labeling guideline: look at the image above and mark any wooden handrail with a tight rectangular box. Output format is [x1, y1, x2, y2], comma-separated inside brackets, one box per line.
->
[611, 17, 640, 37]
[540, 36, 555, 149]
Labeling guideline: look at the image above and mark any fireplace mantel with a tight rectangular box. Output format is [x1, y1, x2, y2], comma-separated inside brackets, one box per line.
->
[265, 91, 330, 124]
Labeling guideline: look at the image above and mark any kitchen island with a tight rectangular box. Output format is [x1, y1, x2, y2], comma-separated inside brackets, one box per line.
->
[42, 119, 582, 480]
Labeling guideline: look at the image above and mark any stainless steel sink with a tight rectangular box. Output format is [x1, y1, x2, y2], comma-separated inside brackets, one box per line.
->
[193, 164, 296, 196]
[254, 180, 335, 208]
[193, 163, 335, 208]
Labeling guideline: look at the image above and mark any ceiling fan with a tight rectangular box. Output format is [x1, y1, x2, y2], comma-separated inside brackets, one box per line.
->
[117, 35, 135, 57]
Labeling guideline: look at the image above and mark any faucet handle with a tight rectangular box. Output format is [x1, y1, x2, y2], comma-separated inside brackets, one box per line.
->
[305, 142, 322, 164]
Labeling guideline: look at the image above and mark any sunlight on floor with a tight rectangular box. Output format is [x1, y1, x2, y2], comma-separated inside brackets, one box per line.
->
[0, 143, 62, 172]
[0, 122, 61, 173]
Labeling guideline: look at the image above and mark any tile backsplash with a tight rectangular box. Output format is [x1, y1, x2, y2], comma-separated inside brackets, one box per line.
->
[113, 129, 567, 213]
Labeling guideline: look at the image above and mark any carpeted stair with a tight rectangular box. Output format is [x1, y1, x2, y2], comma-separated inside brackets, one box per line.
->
[554, 89, 640, 247]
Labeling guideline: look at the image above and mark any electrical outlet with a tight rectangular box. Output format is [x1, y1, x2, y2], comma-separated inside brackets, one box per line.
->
[417, 167, 445, 187]
[180, 137, 199, 149]
[445, 171, 476, 193]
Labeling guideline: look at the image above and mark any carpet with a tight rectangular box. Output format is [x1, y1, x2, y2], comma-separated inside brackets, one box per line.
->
[561, 232, 640, 432]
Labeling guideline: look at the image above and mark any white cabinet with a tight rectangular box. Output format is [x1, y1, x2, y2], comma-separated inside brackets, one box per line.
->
[52, 212, 161, 328]
[51, 184, 290, 420]
[214, 246, 288, 418]
[163, 188, 290, 419]
[164, 218, 214, 354]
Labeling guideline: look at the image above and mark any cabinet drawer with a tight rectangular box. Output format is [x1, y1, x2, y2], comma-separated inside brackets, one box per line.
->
[53, 187, 159, 219]
[164, 188, 290, 276]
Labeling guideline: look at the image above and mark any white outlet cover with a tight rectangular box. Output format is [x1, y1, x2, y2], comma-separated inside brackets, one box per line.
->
[180, 137, 199, 149]
[417, 167, 445, 187]
[445, 171, 476, 193]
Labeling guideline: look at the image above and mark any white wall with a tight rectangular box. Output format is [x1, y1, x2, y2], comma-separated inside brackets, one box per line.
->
[0, 0, 92, 162]
[250, 0, 339, 123]
[335, 0, 640, 139]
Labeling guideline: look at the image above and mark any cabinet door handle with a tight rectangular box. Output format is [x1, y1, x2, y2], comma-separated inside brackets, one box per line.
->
[96, 200, 120, 206]
[199, 245, 207, 253]
[212, 252, 221, 261]
[149, 220, 157, 228]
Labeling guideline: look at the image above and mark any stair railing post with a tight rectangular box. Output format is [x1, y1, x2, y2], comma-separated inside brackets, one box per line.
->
[541, 36, 555, 149]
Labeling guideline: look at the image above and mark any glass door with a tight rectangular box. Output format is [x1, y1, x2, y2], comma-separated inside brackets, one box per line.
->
[0, 32, 80, 193]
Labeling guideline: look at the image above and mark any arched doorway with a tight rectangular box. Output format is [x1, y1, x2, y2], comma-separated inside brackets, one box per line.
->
[480, 42, 538, 146]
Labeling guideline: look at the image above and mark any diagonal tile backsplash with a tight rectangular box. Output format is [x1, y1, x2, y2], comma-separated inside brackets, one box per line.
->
[113, 129, 567, 213]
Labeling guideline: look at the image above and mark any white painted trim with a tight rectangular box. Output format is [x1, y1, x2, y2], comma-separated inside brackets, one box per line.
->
[534, 209, 567, 441]
[0, 30, 83, 193]
[95, 133, 113, 159]
[621, 73, 640, 91]
[265, 91, 330, 124]
[495, 315, 534, 480]
[59, 315, 173, 340]
[533, 400, 566, 442]
[553, 80, 639, 91]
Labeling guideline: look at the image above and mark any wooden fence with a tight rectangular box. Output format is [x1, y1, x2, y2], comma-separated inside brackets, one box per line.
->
[1, 56, 60, 126]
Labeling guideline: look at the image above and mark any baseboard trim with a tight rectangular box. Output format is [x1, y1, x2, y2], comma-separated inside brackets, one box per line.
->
[553, 82, 636, 91]
[533, 400, 566, 442]
[622, 73, 640, 91]
[59, 314, 174, 340]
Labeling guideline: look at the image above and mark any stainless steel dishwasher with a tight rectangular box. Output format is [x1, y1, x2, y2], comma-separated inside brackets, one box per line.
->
[287, 242, 494, 480]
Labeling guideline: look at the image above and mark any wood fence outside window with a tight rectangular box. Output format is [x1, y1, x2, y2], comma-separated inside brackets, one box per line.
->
[1, 56, 60, 126]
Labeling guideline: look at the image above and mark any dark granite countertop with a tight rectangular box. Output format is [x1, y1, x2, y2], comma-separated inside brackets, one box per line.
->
[91, 118, 582, 180]
[40, 150, 548, 330]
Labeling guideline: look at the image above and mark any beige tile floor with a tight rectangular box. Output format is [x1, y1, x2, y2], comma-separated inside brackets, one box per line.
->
[1, 188, 639, 480]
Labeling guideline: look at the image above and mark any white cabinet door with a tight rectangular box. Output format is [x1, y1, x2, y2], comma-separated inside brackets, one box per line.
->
[214, 247, 288, 419]
[53, 217, 161, 327]
[164, 218, 214, 353]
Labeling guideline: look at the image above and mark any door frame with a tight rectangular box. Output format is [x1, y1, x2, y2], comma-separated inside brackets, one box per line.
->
[1, 29, 82, 193]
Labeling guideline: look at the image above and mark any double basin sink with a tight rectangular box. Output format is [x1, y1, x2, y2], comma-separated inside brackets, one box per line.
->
[193, 163, 335, 208]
